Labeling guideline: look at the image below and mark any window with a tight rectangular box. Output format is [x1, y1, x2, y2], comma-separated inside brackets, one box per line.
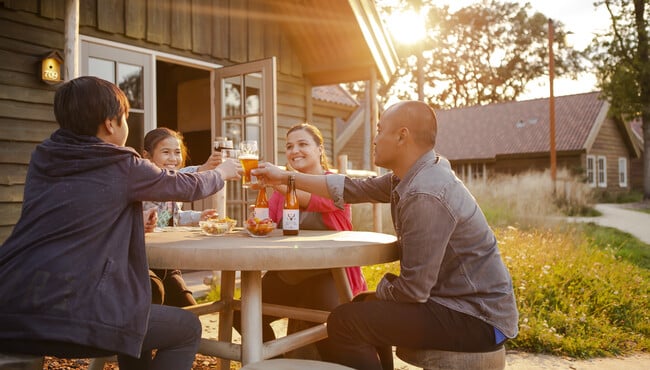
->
[586, 155, 596, 187]
[597, 156, 607, 188]
[215, 58, 277, 223]
[82, 40, 152, 154]
[618, 157, 628, 188]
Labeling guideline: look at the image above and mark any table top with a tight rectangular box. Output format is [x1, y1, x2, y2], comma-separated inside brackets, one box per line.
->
[146, 228, 399, 271]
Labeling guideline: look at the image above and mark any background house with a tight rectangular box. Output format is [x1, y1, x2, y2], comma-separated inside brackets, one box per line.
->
[629, 119, 645, 191]
[434, 91, 642, 194]
[0, 0, 398, 242]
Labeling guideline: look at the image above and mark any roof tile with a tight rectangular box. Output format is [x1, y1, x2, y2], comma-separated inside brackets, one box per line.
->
[434, 92, 605, 160]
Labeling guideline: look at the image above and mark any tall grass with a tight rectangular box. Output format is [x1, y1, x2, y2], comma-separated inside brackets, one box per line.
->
[467, 168, 595, 227]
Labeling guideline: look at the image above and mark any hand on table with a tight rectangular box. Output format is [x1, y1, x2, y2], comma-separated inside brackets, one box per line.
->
[200, 209, 218, 220]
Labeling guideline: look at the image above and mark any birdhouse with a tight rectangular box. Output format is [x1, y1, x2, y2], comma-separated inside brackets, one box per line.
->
[41, 51, 63, 84]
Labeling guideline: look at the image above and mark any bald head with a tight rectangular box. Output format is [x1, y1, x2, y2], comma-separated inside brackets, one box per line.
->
[385, 100, 437, 149]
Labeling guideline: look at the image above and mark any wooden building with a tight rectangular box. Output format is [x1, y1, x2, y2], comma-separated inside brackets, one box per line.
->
[0, 0, 398, 242]
[629, 119, 645, 191]
[433, 92, 642, 194]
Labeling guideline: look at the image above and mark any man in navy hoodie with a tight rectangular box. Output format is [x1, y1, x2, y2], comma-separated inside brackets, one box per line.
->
[0, 76, 241, 370]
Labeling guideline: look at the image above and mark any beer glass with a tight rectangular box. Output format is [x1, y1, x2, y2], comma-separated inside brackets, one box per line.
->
[239, 140, 259, 187]
[214, 137, 233, 152]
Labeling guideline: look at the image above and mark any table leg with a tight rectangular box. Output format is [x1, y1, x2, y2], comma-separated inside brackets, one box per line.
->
[219, 270, 235, 369]
[331, 267, 353, 303]
[241, 270, 263, 365]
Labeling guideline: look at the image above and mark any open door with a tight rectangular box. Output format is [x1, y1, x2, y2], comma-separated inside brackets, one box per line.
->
[214, 58, 277, 223]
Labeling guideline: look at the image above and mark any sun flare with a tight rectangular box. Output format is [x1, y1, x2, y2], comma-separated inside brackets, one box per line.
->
[387, 9, 427, 45]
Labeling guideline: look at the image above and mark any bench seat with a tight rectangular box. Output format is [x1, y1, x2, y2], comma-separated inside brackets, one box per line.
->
[396, 346, 506, 370]
[240, 358, 354, 370]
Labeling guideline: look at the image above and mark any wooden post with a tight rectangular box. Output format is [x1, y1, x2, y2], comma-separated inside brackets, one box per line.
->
[337, 154, 348, 174]
[548, 18, 557, 186]
[64, 0, 79, 80]
[417, 50, 424, 101]
[370, 68, 382, 233]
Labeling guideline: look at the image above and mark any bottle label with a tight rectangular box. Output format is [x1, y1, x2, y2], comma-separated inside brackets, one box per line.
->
[254, 207, 269, 220]
[282, 209, 300, 230]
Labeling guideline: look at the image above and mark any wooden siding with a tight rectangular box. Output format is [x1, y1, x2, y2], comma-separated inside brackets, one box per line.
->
[339, 119, 370, 170]
[275, 73, 307, 166]
[312, 101, 356, 169]
[0, 7, 62, 241]
[490, 154, 583, 176]
[589, 117, 634, 193]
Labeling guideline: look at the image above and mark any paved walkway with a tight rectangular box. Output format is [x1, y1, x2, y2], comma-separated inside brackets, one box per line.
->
[187, 203, 650, 369]
[569, 203, 650, 244]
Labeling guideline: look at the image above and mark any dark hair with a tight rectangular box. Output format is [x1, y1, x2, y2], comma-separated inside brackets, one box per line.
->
[143, 127, 188, 168]
[286, 123, 330, 170]
[53, 76, 130, 136]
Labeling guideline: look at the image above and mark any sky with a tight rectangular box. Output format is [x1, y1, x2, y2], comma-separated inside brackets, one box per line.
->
[506, 0, 611, 100]
[385, 0, 612, 101]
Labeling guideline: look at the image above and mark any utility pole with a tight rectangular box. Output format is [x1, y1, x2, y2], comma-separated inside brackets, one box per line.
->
[548, 18, 557, 186]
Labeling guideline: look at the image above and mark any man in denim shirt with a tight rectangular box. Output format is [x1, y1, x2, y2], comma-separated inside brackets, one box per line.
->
[254, 100, 518, 370]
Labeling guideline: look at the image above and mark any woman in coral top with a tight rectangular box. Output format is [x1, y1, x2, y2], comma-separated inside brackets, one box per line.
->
[238, 123, 367, 358]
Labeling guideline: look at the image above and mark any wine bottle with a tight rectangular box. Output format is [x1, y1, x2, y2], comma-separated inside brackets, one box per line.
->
[282, 174, 299, 235]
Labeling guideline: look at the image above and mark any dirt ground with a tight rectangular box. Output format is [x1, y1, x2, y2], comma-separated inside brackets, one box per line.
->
[42, 350, 650, 369]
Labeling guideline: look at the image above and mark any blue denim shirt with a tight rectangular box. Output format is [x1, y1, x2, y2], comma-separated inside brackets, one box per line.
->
[325, 150, 518, 338]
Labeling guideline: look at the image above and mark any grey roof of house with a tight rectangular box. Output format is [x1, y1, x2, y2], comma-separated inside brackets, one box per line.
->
[434, 91, 606, 161]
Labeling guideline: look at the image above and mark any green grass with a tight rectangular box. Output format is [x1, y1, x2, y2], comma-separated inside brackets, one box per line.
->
[581, 223, 650, 270]
[498, 225, 650, 357]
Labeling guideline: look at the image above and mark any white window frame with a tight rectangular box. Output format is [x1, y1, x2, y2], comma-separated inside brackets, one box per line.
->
[81, 38, 155, 134]
[618, 157, 628, 188]
[597, 155, 607, 188]
[80, 35, 224, 136]
[586, 155, 596, 187]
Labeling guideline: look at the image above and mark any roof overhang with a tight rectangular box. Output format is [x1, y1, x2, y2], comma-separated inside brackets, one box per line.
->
[264, 0, 399, 85]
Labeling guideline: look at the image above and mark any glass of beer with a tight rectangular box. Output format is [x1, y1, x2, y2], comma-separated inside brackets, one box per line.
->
[222, 149, 240, 160]
[239, 140, 259, 187]
[214, 137, 233, 152]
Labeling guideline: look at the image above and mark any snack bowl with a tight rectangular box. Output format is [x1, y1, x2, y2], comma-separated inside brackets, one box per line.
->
[199, 220, 232, 236]
[245, 217, 276, 237]
[225, 217, 237, 230]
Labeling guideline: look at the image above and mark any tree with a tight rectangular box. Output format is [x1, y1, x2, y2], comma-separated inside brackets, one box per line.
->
[590, 0, 650, 199]
[374, 0, 583, 109]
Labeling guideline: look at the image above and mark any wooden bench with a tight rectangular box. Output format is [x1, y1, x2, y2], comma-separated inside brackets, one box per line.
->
[240, 358, 354, 370]
[396, 346, 506, 370]
[0, 353, 43, 370]
[0, 353, 110, 370]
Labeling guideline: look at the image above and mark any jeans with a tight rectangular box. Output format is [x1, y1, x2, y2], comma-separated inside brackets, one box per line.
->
[117, 304, 202, 370]
[0, 305, 201, 370]
[321, 293, 499, 370]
